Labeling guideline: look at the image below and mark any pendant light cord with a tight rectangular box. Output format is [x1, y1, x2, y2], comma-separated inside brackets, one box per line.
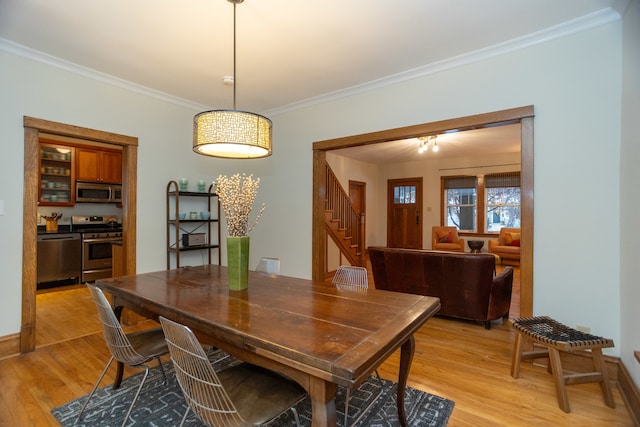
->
[233, 2, 237, 110]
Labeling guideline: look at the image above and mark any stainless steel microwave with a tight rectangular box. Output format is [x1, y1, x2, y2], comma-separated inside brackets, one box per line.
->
[75, 182, 122, 203]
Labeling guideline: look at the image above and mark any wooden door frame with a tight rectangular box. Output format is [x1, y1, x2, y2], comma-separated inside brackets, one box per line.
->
[386, 177, 423, 248]
[21, 117, 138, 353]
[348, 180, 366, 215]
[312, 106, 534, 317]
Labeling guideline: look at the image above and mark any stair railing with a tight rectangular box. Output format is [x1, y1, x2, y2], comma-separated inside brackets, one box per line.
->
[325, 164, 364, 265]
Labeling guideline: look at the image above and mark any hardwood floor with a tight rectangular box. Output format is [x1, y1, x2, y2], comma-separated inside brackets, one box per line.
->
[0, 278, 633, 426]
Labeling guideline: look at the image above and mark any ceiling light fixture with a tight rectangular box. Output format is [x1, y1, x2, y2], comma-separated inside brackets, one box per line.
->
[193, 0, 272, 159]
[418, 137, 428, 154]
[418, 136, 439, 154]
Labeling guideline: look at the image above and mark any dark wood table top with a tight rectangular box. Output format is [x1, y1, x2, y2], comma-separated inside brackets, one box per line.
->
[97, 264, 440, 426]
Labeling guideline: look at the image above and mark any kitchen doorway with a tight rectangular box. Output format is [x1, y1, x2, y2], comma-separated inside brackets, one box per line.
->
[21, 117, 138, 354]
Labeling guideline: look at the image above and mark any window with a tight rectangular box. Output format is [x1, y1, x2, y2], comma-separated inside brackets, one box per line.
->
[444, 176, 477, 232]
[442, 172, 520, 233]
[394, 185, 416, 204]
[485, 172, 521, 232]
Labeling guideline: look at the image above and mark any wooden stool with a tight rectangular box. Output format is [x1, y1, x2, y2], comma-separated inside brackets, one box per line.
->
[510, 316, 615, 412]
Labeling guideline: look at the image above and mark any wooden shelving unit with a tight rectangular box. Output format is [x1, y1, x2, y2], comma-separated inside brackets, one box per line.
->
[166, 180, 221, 269]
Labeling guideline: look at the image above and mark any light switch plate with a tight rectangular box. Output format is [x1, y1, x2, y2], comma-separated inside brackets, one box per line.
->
[0, 200, 4, 215]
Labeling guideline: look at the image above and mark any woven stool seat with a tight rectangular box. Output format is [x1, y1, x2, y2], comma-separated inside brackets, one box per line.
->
[510, 316, 615, 413]
[512, 316, 614, 351]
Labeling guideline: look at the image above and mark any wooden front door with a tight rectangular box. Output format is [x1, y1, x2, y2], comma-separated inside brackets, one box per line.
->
[387, 178, 423, 248]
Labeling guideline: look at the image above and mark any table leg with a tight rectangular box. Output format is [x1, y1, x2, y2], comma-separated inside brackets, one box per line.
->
[309, 377, 337, 427]
[113, 306, 124, 390]
[397, 335, 415, 427]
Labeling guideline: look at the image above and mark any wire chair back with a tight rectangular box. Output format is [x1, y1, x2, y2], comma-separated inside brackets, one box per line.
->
[332, 265, 369, 288]
[160, 316, 247, 427]
[87, 285, 151, 366]
[81, 284, 168, 427]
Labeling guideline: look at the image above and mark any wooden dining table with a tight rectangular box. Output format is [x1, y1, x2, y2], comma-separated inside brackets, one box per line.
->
[96, 264, 440, 427]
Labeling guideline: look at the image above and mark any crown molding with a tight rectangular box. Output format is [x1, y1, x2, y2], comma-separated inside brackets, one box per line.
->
[266, 8, 621, 116]
[0, 38, 208, 111]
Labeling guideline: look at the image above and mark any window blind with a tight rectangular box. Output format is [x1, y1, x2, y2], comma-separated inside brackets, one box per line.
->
[485, 172, 520, 188]
[443, 176, 477, 189]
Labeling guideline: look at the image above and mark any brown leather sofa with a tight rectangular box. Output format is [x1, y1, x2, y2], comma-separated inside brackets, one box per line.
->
[488, 227, 520, 266]
[368, 246, 514, 329]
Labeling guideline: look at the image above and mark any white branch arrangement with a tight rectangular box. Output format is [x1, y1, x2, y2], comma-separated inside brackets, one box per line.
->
[215, 174, 266, 237]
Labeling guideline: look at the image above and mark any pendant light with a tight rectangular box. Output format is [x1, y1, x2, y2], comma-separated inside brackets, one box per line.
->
[193, 0, 272, 159]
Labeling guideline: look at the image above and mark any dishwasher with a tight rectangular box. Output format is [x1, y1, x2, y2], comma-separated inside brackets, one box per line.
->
[37, 233, 81, 290]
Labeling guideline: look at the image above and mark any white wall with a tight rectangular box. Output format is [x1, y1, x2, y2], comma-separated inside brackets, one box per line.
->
[620, 0, 640, 385]
[0, 14, 631, 380]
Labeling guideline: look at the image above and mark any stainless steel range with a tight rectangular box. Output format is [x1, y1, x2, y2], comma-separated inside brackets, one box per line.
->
[71, 215, 122, 282]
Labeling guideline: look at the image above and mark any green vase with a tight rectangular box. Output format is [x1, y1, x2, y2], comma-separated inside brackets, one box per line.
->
[227, 236, 250, 291]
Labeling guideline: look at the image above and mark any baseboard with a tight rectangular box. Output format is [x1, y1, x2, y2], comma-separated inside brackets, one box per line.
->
[617, 359, 640, 426]
[0, 333, 20, 360]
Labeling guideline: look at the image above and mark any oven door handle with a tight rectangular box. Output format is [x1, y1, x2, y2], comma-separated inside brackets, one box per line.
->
[82, 238, 122, 243]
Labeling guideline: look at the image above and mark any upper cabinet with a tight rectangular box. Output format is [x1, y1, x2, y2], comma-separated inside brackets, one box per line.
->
[76, 148, 122, 184]
[39, 142, 75, 206]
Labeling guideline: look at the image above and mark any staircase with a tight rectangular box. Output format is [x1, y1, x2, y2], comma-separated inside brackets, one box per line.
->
[325, 164, 365, 267]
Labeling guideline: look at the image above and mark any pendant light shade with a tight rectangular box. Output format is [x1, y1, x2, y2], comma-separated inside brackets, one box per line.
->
[193, 0, 272, 159]
[193, 109, 272, 158]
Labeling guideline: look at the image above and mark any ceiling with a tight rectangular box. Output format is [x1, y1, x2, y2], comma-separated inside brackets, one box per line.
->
[0, 0, 623, 162]
[332, 123, 522, 164]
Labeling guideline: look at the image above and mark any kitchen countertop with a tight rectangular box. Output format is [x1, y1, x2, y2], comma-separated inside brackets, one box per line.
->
[37, 225, 76, 235]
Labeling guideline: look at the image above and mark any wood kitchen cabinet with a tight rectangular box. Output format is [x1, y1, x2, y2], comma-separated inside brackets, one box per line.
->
[76, 147, 122, 183]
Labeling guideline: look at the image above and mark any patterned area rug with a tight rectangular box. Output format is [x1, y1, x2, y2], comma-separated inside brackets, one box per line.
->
[52, 348, 454, 426]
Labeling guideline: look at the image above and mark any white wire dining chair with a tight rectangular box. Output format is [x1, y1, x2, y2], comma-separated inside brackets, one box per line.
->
[79, 284, 169, 427]
[159, 316, 306, 427]
[331, 265, 384, 426]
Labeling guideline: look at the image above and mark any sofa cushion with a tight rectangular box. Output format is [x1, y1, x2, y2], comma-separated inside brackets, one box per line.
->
[437, 230, 452, 243]
[494, 245, 520, 255]
[504, 232, 520, 246]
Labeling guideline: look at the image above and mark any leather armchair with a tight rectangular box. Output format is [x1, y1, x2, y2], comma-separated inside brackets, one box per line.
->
[432, 226, 465, 252]
[488, 227, 520, 266]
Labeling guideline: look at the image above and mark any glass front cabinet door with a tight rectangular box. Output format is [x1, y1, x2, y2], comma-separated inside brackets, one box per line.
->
[39, 142, 75, 206]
